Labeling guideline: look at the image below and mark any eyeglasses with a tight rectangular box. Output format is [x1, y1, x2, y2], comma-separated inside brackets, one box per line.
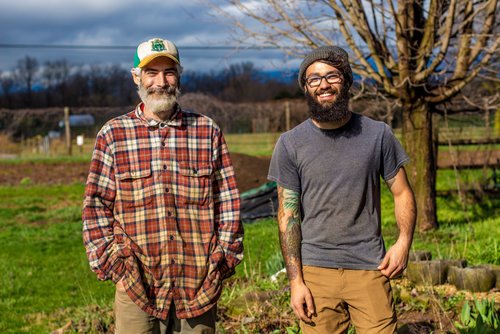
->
[305, 72, 343, 87]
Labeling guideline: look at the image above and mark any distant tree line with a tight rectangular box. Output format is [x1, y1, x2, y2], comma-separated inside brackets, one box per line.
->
[0, 56, 301, 109]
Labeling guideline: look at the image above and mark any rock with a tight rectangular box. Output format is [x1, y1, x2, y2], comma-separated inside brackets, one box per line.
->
[477, 264, 500, 289]
[448, 266, 496, 292]
[406, 260, 466, 285]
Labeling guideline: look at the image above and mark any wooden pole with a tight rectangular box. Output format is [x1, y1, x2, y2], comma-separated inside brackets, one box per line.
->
[64, 106, 72, 155]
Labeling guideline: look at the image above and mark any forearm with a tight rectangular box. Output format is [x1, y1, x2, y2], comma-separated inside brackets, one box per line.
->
[388, 168, 417, 250]
[277, 186, 303, 284]
[394, 189, 416, 249]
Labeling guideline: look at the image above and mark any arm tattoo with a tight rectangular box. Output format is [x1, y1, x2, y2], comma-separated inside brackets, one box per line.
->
[277, 186, 302, 281]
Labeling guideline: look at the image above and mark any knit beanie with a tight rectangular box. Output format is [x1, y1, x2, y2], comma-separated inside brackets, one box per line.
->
[298, 46, 353, 90]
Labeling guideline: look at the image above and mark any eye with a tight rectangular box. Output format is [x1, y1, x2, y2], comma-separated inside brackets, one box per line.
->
[306, 76, 320, 84]
[326, 73, 340, 80]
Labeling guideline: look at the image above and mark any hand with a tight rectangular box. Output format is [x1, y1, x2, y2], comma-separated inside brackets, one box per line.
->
[378, 240, 410, 278]
[116, 277, 126, 291]
[290, 281, 315, 323]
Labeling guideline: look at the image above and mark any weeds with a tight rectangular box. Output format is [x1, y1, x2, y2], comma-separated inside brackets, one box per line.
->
[455, 298, 499, 333]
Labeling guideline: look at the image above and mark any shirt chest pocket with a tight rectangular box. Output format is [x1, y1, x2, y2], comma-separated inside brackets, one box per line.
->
[176, 162, 213, 206]
[116, 167, 154, 209]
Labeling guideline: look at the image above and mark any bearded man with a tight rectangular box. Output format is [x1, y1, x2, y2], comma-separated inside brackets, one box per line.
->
[82, 38, 243, 334]
[268, 46, 417, 334]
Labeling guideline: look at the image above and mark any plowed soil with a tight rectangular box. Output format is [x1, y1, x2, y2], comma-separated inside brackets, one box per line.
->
[0, 153, 270, 192]
[1, 151, 498, 191]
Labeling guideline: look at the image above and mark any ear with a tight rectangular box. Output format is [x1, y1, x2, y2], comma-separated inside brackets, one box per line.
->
[131, 69, 141, 85]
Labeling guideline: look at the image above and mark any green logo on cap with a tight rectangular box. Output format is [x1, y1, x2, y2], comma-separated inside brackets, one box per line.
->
[151, 39, 166, 52]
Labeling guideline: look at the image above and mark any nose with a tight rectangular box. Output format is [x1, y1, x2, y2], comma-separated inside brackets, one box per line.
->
[154, 73, 167, 87]
[318, 76, 330, 89]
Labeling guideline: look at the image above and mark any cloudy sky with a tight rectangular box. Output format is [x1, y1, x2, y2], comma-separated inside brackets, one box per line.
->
[0, 0, 300, 74]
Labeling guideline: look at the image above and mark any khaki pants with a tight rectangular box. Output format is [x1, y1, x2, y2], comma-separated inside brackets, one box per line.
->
[301, 266, 397, 334]
[114, 288, 216, 334]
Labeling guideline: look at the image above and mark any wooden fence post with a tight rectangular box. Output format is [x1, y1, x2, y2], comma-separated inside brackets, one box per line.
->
[64, 106, 72, 156]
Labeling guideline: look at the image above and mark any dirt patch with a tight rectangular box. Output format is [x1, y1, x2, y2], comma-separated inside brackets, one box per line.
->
[230, 153, 271, 193]
[0, 161, 89, 186]
[0, 153, 270, 193]
[1, 150, 498, 191]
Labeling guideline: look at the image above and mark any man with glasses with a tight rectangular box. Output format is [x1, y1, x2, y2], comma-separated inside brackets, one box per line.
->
[83, 38, 243, 334]
[268, 46, 416, 333]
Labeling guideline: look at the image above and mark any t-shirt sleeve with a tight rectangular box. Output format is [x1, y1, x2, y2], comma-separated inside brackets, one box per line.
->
[381, 124, 410, 181]
[267, 135, 301, 192]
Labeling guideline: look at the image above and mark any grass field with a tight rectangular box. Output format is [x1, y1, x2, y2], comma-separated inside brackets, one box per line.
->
[0, 184, 115, 333]
[5, 123, 498, 160]
[0, 170, 498, 333]
[0, 131, 499, 333]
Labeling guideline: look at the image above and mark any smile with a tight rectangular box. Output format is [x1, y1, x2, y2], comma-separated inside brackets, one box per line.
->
[317, 91, 336, 102]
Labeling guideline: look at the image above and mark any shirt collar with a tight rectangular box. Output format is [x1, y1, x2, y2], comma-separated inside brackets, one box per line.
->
[134, 103, 183, 128]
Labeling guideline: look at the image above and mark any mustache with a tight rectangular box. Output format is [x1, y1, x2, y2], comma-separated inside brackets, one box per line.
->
[315, 86, 339, 96]
[146, 86, 177, 95]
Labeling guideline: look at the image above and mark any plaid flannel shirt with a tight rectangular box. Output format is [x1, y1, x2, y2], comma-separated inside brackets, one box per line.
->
[82, 104, 243, 319]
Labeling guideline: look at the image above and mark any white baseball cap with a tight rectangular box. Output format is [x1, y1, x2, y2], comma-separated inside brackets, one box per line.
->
[134, 38, 180, 68]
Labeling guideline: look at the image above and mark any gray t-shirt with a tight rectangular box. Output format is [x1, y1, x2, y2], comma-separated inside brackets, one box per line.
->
[268, 113, 409, 269]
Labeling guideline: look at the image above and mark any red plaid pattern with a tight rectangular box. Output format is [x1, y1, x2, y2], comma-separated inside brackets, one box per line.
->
[83, 104, 243, 319]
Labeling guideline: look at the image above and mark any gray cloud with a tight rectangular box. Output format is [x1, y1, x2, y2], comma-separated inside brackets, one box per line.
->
[0, 1, 298, 73]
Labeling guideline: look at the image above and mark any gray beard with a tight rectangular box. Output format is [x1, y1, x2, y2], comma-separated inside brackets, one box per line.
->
[306, 85, 350, 123]
[138, 84, 180, 116]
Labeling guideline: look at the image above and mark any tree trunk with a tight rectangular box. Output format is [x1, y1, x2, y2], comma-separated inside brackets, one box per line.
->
[402, 99, 438, 231]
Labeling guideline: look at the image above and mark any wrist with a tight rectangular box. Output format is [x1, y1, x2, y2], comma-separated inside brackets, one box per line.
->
[289, 278, 305, 288]
[395, 238, 412, 253]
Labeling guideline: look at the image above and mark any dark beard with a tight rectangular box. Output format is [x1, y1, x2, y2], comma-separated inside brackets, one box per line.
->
[306, 85, 350, 123]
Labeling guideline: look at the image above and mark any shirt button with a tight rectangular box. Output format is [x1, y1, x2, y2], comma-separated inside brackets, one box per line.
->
[171, 259, 175, 264]
[170, 235, 174, 240]
[161, 142, 166, 147]
[163, 164, 167, 170]
[167, 211, 172, 216]
[192, 168, 198, 175]
[165, 187, 169, 193]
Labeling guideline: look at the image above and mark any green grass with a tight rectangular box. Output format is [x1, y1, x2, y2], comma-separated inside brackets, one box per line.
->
[237, 218, 281, 277]
[0, 182, 282, 333]
[1, 131, 499, 332]
[225, 132, 280, 156]
[1, 181, 497, 332]
[380, 169, 500, 266]
[0, 184, 115, 333]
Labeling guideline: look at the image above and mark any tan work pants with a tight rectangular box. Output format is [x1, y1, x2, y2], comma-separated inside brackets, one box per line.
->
[301, 266, 397, 334]
[114, 288, 216, 334]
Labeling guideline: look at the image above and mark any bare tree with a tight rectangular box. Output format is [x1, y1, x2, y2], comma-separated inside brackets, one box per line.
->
[0, 71, 15, 109]
[42, 60, 70, 106]
[212, 0, 499, 231]
[15, 56, 39, 107]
